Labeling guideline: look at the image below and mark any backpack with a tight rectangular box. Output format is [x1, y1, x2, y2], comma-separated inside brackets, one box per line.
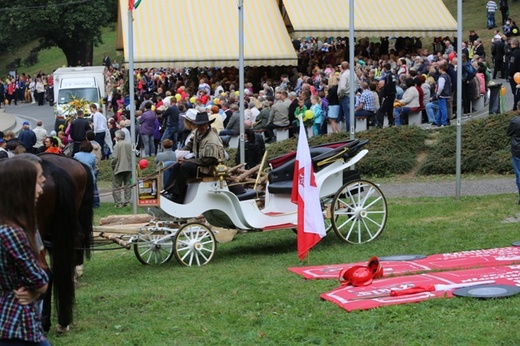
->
[463, 63, 477, 82]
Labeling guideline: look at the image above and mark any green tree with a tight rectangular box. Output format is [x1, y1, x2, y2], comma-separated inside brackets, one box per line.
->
[0, 0, 116, 67]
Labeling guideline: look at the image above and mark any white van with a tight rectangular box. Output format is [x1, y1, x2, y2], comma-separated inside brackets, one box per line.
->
[53, 66, 107, 120]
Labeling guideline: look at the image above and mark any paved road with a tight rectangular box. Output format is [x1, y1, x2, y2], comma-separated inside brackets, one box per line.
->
[380, 177, 516, 198]
[1, 101, 56, 133]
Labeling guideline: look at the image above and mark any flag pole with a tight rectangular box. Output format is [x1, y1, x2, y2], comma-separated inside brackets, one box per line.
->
[455, 0, 462, 199]
[238, 0, 245, 165]
[348, 0, 355, 140]
[128, 2, 137, 214]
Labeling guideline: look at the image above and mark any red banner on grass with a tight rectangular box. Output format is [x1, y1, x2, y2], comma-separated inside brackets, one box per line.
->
[321, 265, 520, 312]
[289, 246, 520, 279]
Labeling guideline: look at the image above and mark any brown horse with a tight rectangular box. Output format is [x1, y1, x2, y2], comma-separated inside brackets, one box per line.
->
[37, 153, 94, 332]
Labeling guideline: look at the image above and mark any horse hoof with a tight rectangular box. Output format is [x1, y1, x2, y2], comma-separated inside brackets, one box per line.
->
[56, 324, 70, 334]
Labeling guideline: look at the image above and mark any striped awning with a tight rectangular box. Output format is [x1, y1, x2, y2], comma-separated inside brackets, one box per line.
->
[280, 0, 458, 38]
[117, 0, 298, 68]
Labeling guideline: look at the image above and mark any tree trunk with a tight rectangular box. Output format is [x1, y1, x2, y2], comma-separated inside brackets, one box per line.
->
[59, 40, 94, 67]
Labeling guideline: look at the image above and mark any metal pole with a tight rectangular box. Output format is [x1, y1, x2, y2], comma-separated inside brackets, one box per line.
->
[349, 0, 355, 140]
[128, 7, 137, 214]
[238, 0, 245, 164]
[455, 0, 462, 198]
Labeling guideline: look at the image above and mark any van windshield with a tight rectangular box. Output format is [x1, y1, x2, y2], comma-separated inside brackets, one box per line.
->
[57, 88, 100, 105]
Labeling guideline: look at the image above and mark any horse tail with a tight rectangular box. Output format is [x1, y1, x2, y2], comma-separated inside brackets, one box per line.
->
[44, 161, 77, 327]
[77, 161, 94, 260]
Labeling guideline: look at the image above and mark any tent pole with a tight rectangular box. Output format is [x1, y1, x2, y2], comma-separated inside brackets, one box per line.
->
[238, 0, 245, 165]
[455, 0, 462, 198]
[128, 7, 137, 214]
[349, 0, 355, 140]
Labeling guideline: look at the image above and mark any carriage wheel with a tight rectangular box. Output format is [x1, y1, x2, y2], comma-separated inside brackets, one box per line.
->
[321, 196, 338, 233]
[331, 180, 387, 244]
[133, 230, 174, 265]
[173, 223, 217, 266]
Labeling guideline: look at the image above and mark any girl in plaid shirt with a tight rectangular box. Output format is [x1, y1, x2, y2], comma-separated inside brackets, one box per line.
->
[0, 158, 50, 345]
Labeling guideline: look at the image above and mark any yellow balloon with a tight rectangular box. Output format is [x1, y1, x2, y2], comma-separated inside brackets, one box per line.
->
[304, 109, 314, 121]
[501, 85, 507, 96]
[151, 105, 156, 111]
[190, 96, 196, 104]
[235, 91, 240, 96]
[515, 72, 520, 84]
[175, 93, 182, 101]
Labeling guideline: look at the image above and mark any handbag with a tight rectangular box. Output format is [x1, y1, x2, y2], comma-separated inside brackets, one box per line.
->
[62, 142, 74, 157]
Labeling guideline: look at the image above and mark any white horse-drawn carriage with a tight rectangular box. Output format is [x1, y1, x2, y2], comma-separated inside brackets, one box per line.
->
[102, 139, 387, 266]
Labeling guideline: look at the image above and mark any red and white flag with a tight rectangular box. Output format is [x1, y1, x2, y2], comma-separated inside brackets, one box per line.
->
[291, 123, 326, 260]
[128, 0, 142, 11]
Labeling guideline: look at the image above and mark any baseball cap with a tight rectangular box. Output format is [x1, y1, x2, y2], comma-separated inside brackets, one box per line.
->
[23, 121, 30, 126]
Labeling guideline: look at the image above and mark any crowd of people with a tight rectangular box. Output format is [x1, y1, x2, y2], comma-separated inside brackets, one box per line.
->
[0, 71, 54, 108]
[4, 26, 520, 204]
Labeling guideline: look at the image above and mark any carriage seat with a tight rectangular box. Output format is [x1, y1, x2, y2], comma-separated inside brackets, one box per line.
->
[267, 140, 368, 195]
[267, 147, 332, 194]
[228, 184, 264, 201]
[312, 139, 368, 169]
[268, 147, 332, 183]
[267, 180, 294, 194]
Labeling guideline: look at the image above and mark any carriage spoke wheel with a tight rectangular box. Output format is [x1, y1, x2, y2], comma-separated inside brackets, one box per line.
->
[321, 196, 338, 233]
[173, 223, 216, 266]
[134, 230, 174, 265]
[331, 180, 387, 244]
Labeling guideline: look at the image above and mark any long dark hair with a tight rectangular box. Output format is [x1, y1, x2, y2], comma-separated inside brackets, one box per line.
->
[0, 159, 39, 257]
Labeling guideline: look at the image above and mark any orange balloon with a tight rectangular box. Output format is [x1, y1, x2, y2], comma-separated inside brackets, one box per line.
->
[514, 72, 520, 84]
[501, 85, 507, 96]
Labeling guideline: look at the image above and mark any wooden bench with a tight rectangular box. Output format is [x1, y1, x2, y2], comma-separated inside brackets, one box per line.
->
[383, 115, 389, 127]
[228, 135, 239, 148]
[355, 116, 368, 132]
[472, 94, 485, 112]
[408, 107, 424, 126]
[307, 126, 314, 138]
[274, 126, 293, 142]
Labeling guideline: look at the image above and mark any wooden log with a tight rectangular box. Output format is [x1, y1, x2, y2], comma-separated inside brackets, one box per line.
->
[254, 151, 268, 190]
[99, 214, 152, 226]
[227, 163, 245, 175]
[234, 165, 260, 182]
[98, 232, 131, 249]
[94, 223, 148, 234]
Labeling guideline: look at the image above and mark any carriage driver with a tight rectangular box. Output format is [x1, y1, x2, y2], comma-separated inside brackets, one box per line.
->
[162, 111, 225, 204]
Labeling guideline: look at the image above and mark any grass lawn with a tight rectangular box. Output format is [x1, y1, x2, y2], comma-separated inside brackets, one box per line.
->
[46, 193, 520, 346]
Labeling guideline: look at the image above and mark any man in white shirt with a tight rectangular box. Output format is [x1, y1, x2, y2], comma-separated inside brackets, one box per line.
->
[337, 61, 351, 131]
[90, 103, 108, 154]
[32, 120, 48, 151]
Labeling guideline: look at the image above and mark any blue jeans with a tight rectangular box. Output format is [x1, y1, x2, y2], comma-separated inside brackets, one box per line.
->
[339, 96, 350, 131]
[394, 107, 411, 126]
[513, 156, 520, 197]
[219, 129, 238, 136]
[161, 127, 178, 150]
[487, 11, 495, 28]
[437, 98, 448, 126]
[425, 101, 439, 124]
[141, 133, 155, 156]
[93, 171, 100, 208]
